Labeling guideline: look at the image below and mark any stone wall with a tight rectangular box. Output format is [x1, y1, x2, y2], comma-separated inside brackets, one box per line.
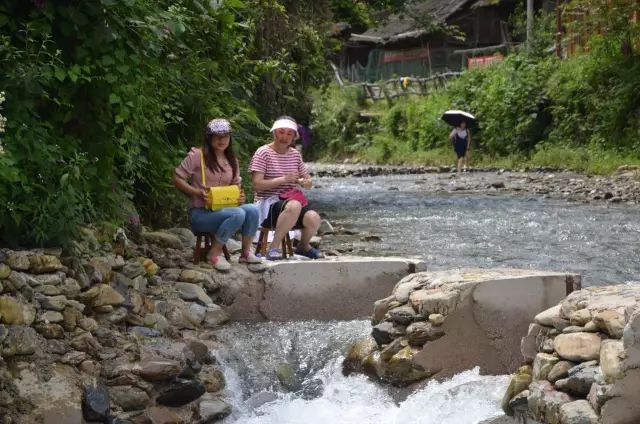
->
[343, 268, 579, 386]
[501, 284, 640, 424]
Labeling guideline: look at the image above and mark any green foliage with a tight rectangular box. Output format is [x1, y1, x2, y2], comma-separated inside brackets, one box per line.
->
[0, 0, 330, 246]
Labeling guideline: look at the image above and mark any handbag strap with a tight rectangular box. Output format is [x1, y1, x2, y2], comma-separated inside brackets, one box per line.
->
[199, 148, 206, 187]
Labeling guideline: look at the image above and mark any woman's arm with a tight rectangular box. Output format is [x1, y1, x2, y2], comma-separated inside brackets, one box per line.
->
[173, 172, 208, 204]
[252, 172, 297, 191]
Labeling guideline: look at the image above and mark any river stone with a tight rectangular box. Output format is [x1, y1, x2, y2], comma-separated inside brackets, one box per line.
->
[29, 254, 64, 274]
[406, 321, 444, 346]
[343, 338, 377, 376]
[0, 296, 36, 325]
[372, 295, 397, 325]
[384, 346, 431, 386]
[1, 325, 39, 356]
[570, 309, 592, 326]
[70, 332, 102, 354]
[600, 339, 624, 383]
[35, 323, 65, 339]
[587, 383, 612, 414]
[110, 385, 150, 411]
[36, 284, 62, 296]
[532, 353, 559, 381]
[200, 366, 226, 393]
[78, 284, 125, 307]
[0, 264, 11, 279]
[39, 310, 64, 324]
[0, 325, 7, 343]
[122, 261, 145, 279]
[554, 333, 601, 362]
[6, 253, 30, 271]
[501, 365, 532, 415]
[175, 282, 213, 305]
[184, 340, 211, 364]
[156, 378, 205, 407]
[178, 269, 211, 285]
[409, 289, 459, 316]
[133, 359, 182, 381]
[141, 231, 183, 249]
[387, 305, 420, 325]
[559, 400, 598, 424]
[394, 278, 423, 303]
[593, 310, 625, 338]
[372, 321, 407, 346]
[61, 278, 81, 297]
[535, 304, 562, 327]
[428, 313, 445, 326]
[199, 399, 232, 422]
[527, 380, 574, 424]
[34, 273, 62, 286]
[146, 406, 182, 424]
[203, 304, 230, 328]
[555, 361, 601, 397]
[37, 294, 68, 311]
[82, 383, 110, 422]
[547, 361, 575, 383]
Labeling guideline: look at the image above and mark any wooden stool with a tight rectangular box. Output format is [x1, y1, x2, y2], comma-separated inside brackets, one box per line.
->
[193, 233, 231, 264]
[255, 227, 294, 259]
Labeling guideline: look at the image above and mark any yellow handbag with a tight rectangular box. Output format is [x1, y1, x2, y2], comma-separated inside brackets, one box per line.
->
[200, 150, 240, 211]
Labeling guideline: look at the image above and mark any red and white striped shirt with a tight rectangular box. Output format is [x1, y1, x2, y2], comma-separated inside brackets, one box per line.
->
[249, 145, 309, 200]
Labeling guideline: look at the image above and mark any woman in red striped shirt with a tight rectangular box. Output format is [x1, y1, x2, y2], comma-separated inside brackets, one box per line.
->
[250, 116, 322, 260]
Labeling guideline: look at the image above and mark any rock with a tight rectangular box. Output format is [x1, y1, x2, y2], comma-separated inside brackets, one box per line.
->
[1, 325, 39, 356]
[371, 321, 406, 346]
[133, 360, 182, 382]
[406, 321, 444, 346]
[593, 310, 625, 339]
[199, 399, 232, 422]
[532, 353, 559, 381]
[599, 339, 624, 383]
[29, 255, 64, 274]
[37, 294, 68, 311]
[175, 282, 213, 306]
[110, 385, 150, 411]
[146, 406, 183, 424]
[155, 379, 205, 407]
[82, 383, 110, 422]
[534, 304, 570, 329]
[34, 273, 63, 286]
[0, 296, 36, 325]
[554, 333, 601, 362]
[569, 309, 591, 326]
[225, 238, 242, 253]
[61, 278, 81, 297]
[34, 323, 65, 339]
[203, 305, 230, 328]
[528, 380, 574, 424]
[70, 332, 102, 354]
[0, 264, 11, 279]
[6, 253, 30, 271]
[547, 361, 575, 383]
[501, 365, 532, 415]
[199, 366, 226, 393]
[409, 289, 459, 316]
[343, 338, 377, 376]
[141, 231, 183, 249]
[184, 340, 211, 364]
[387, 305, 420, 325]
[122, 262, 145, 279]
[78, 284, 125, 307]
[35, 284, 62, 296]
[383, 346, 432, 386]
[428, 313, 445, 326]
[558, 399, 598, 424]
[587, 383, 612, 414]
[79, 360, 102, 376]
[318, 220, 334, 235]
[178, 270, 211, 285]
[62, 306, 83, 331]
[555, 362, 601, 397]
[78, 317, 98, 332]
[372, 295, 397, 325]
[275, 362, 300, 392]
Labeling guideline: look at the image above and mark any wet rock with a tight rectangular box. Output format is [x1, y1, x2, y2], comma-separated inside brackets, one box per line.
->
[199, 399, 232, 422]
[202, 305, 229, 328]
[387, 305, 420, 325]
[155, 379, 205, 407]
[502, 365, 532, 415]
[82, 383, 110, 422]
[553, 333, 601, 362]
[372, 321, 406, 346]
[110, 385, 150, 411]
[184, 340, 211, 365]
[275, 363, 301, 392]
[199, 366, 225, 393]
[343, 338, 377, 376]
[146, 406, 182, 424]
[318, 220, 334, 235]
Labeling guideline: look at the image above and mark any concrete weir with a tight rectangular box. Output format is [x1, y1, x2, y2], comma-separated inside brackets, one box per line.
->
[225, 256, 426, 320]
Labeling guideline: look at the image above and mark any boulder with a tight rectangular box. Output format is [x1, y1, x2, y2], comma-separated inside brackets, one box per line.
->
[532, 353, 559, 381]
[78, 284, 125, 307]
[593, 310, 625, 339]
[175, 282, 213, 305]
[199, 399, 232, 422]
[133, 360, 182, 382]
[558, 400, 598, 424]
[155, 379, 205, 407]
[1, 325, 39, 356]
[0, 296, 36, 325]
[600, 339, 624, 383]
[110, 385, 150, 411]
[554, 333, 601, 362]
[29, 255, 64, 274]
[82, 383, 110, 422]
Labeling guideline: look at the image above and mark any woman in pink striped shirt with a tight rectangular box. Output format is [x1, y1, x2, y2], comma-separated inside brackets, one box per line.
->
[250, 116, 322, 260]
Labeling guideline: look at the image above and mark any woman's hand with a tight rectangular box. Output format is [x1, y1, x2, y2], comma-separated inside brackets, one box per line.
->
[297, 177, 312, 189]
[200, 189, 211, 207]
[281, 173, 299, 184]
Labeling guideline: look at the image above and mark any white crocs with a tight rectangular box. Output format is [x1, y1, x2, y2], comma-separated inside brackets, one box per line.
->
[239, 251, 263, 264]
[209, 255, 231, 271]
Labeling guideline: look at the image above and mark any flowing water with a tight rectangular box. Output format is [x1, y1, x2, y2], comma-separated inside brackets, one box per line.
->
[217, 173, 640, 423]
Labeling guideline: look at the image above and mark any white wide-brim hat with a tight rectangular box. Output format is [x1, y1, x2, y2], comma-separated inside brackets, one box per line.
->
[270, 118, 299, 139]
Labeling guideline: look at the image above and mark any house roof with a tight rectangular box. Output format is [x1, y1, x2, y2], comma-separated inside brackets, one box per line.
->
[349, 0, 496, 45]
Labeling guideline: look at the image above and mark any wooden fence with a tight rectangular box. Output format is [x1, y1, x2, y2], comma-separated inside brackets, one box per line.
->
[360, 72, 462, 102]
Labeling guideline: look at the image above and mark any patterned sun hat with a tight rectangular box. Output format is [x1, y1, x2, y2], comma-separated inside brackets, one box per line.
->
[206, 118, 232, 135]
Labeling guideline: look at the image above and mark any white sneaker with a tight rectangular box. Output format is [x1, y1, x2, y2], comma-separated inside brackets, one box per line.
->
[210, 255, 231, 272]
[239, 252, 263, 264]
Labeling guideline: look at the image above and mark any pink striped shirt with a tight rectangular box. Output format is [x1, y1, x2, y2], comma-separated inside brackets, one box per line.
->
[249, 145, 309, 200]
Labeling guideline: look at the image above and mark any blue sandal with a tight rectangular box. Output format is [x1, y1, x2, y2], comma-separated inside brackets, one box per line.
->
[266, 248, 283, 261]
[295, 246, 322, 259]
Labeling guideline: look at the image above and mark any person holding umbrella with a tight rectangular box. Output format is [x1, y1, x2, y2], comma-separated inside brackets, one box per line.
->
[442, 110, 475, 173]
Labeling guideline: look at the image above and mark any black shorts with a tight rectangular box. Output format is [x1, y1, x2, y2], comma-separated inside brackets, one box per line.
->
[261, 200, 312, 229]
[453, 140, 468, 159]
